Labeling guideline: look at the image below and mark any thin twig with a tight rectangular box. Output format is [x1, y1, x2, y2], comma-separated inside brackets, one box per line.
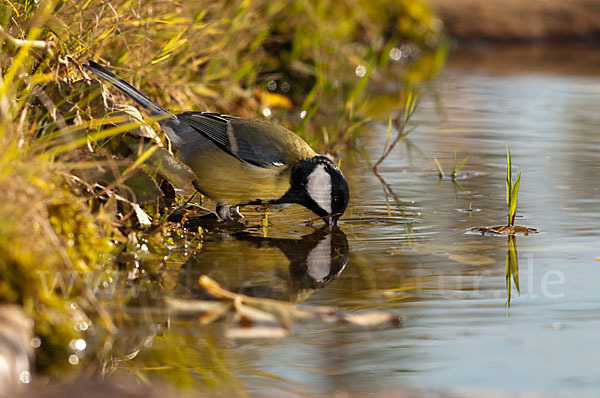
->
[0, 25, 55, 52]
[373, 90, 418, 173]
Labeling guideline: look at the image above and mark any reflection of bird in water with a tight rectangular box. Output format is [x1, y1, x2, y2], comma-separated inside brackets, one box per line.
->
[177, 226, 349, 303]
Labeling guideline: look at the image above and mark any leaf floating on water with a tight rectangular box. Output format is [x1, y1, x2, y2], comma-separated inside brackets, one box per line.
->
[471, 225, 537, 236]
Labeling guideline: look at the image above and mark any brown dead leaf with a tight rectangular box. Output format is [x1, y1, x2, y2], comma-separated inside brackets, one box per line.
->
[472, 225, 537, 236]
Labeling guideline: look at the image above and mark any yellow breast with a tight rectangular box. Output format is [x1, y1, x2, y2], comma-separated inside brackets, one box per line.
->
[183, 142, 291, 205]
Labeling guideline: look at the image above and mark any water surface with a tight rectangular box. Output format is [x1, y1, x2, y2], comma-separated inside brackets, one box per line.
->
[121, 44, 600, 396]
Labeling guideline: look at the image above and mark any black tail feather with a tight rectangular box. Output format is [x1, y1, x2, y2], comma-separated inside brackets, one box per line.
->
[83, 61, 168, 116]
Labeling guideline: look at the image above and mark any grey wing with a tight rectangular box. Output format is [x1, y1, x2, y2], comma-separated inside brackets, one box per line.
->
[178, 112, 285, 168]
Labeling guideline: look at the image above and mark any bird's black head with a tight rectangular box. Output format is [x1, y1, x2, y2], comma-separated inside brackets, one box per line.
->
[281, 156, 349, 225]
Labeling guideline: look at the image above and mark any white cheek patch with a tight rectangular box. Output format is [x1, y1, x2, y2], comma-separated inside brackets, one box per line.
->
[306, 165, 332, 213]
[306, 235, 332, 282]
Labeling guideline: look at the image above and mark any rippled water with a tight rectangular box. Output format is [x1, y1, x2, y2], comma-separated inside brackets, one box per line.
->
[117, 44, 600, 396]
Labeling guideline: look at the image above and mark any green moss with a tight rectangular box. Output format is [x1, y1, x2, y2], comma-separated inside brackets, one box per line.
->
[0, 162, 114, 374]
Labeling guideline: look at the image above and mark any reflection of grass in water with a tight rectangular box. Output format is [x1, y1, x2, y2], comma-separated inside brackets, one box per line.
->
[372, 89, 420, 224]
[433, 152, 472, 208]
[506, 235, 520, 307]
[373, 89, 419, 173]
[104, 323, 250, 396]
[433, 151, 470, 180]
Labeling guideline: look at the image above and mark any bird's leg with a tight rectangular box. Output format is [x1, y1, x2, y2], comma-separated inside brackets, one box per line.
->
[216, 204, 231, 221]
[230, 206, 244, 220]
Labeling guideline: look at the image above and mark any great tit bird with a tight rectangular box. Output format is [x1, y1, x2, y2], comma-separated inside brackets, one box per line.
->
[83, 61, 349, 225]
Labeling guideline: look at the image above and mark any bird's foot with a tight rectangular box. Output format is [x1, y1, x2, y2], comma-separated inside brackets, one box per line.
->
[230, 206, 245, 220]
[216, 205, 245, 222]
[216, 205, 232, 222]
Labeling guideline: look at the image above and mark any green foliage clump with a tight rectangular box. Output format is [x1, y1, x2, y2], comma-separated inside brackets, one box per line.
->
[2, 0, 445, 149]
[0, 163, 114, 373]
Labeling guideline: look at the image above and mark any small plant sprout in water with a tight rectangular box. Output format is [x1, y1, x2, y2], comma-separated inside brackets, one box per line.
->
[472, 145, 536, 236]
[506, 145, 521, 227]
[433, 151, 469, 180]
[434, 158, 444, 179]
[452, 151, 470, 180]
[434, 152, 472, 211]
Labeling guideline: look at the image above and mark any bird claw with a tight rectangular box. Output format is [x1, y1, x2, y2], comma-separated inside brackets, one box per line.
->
[216, 205, 231, 221]
[230, 206, 244, 220]
[216, 205, 244, 222]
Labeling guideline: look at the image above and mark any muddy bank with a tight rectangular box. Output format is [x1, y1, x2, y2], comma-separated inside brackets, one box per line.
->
[427, 0, 600, 40]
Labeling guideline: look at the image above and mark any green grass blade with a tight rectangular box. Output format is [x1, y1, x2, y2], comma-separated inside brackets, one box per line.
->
[396, 126, 415, 142]
[506, 145, 512, 205]
[509, 168, 521, 218]
[434, 158, 444, 178]
[455, 154, 470, 173]
[382, 116, 392, 154]
[451, 151, 457, 174]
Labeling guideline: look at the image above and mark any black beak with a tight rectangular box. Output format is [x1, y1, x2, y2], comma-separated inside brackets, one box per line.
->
[331, 215, 340, 226]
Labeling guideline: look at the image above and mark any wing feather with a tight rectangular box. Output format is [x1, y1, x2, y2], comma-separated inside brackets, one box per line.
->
[178, 112, 314, 168]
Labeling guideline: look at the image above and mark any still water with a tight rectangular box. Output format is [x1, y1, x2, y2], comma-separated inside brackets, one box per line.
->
[117, 44, 600, 396]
